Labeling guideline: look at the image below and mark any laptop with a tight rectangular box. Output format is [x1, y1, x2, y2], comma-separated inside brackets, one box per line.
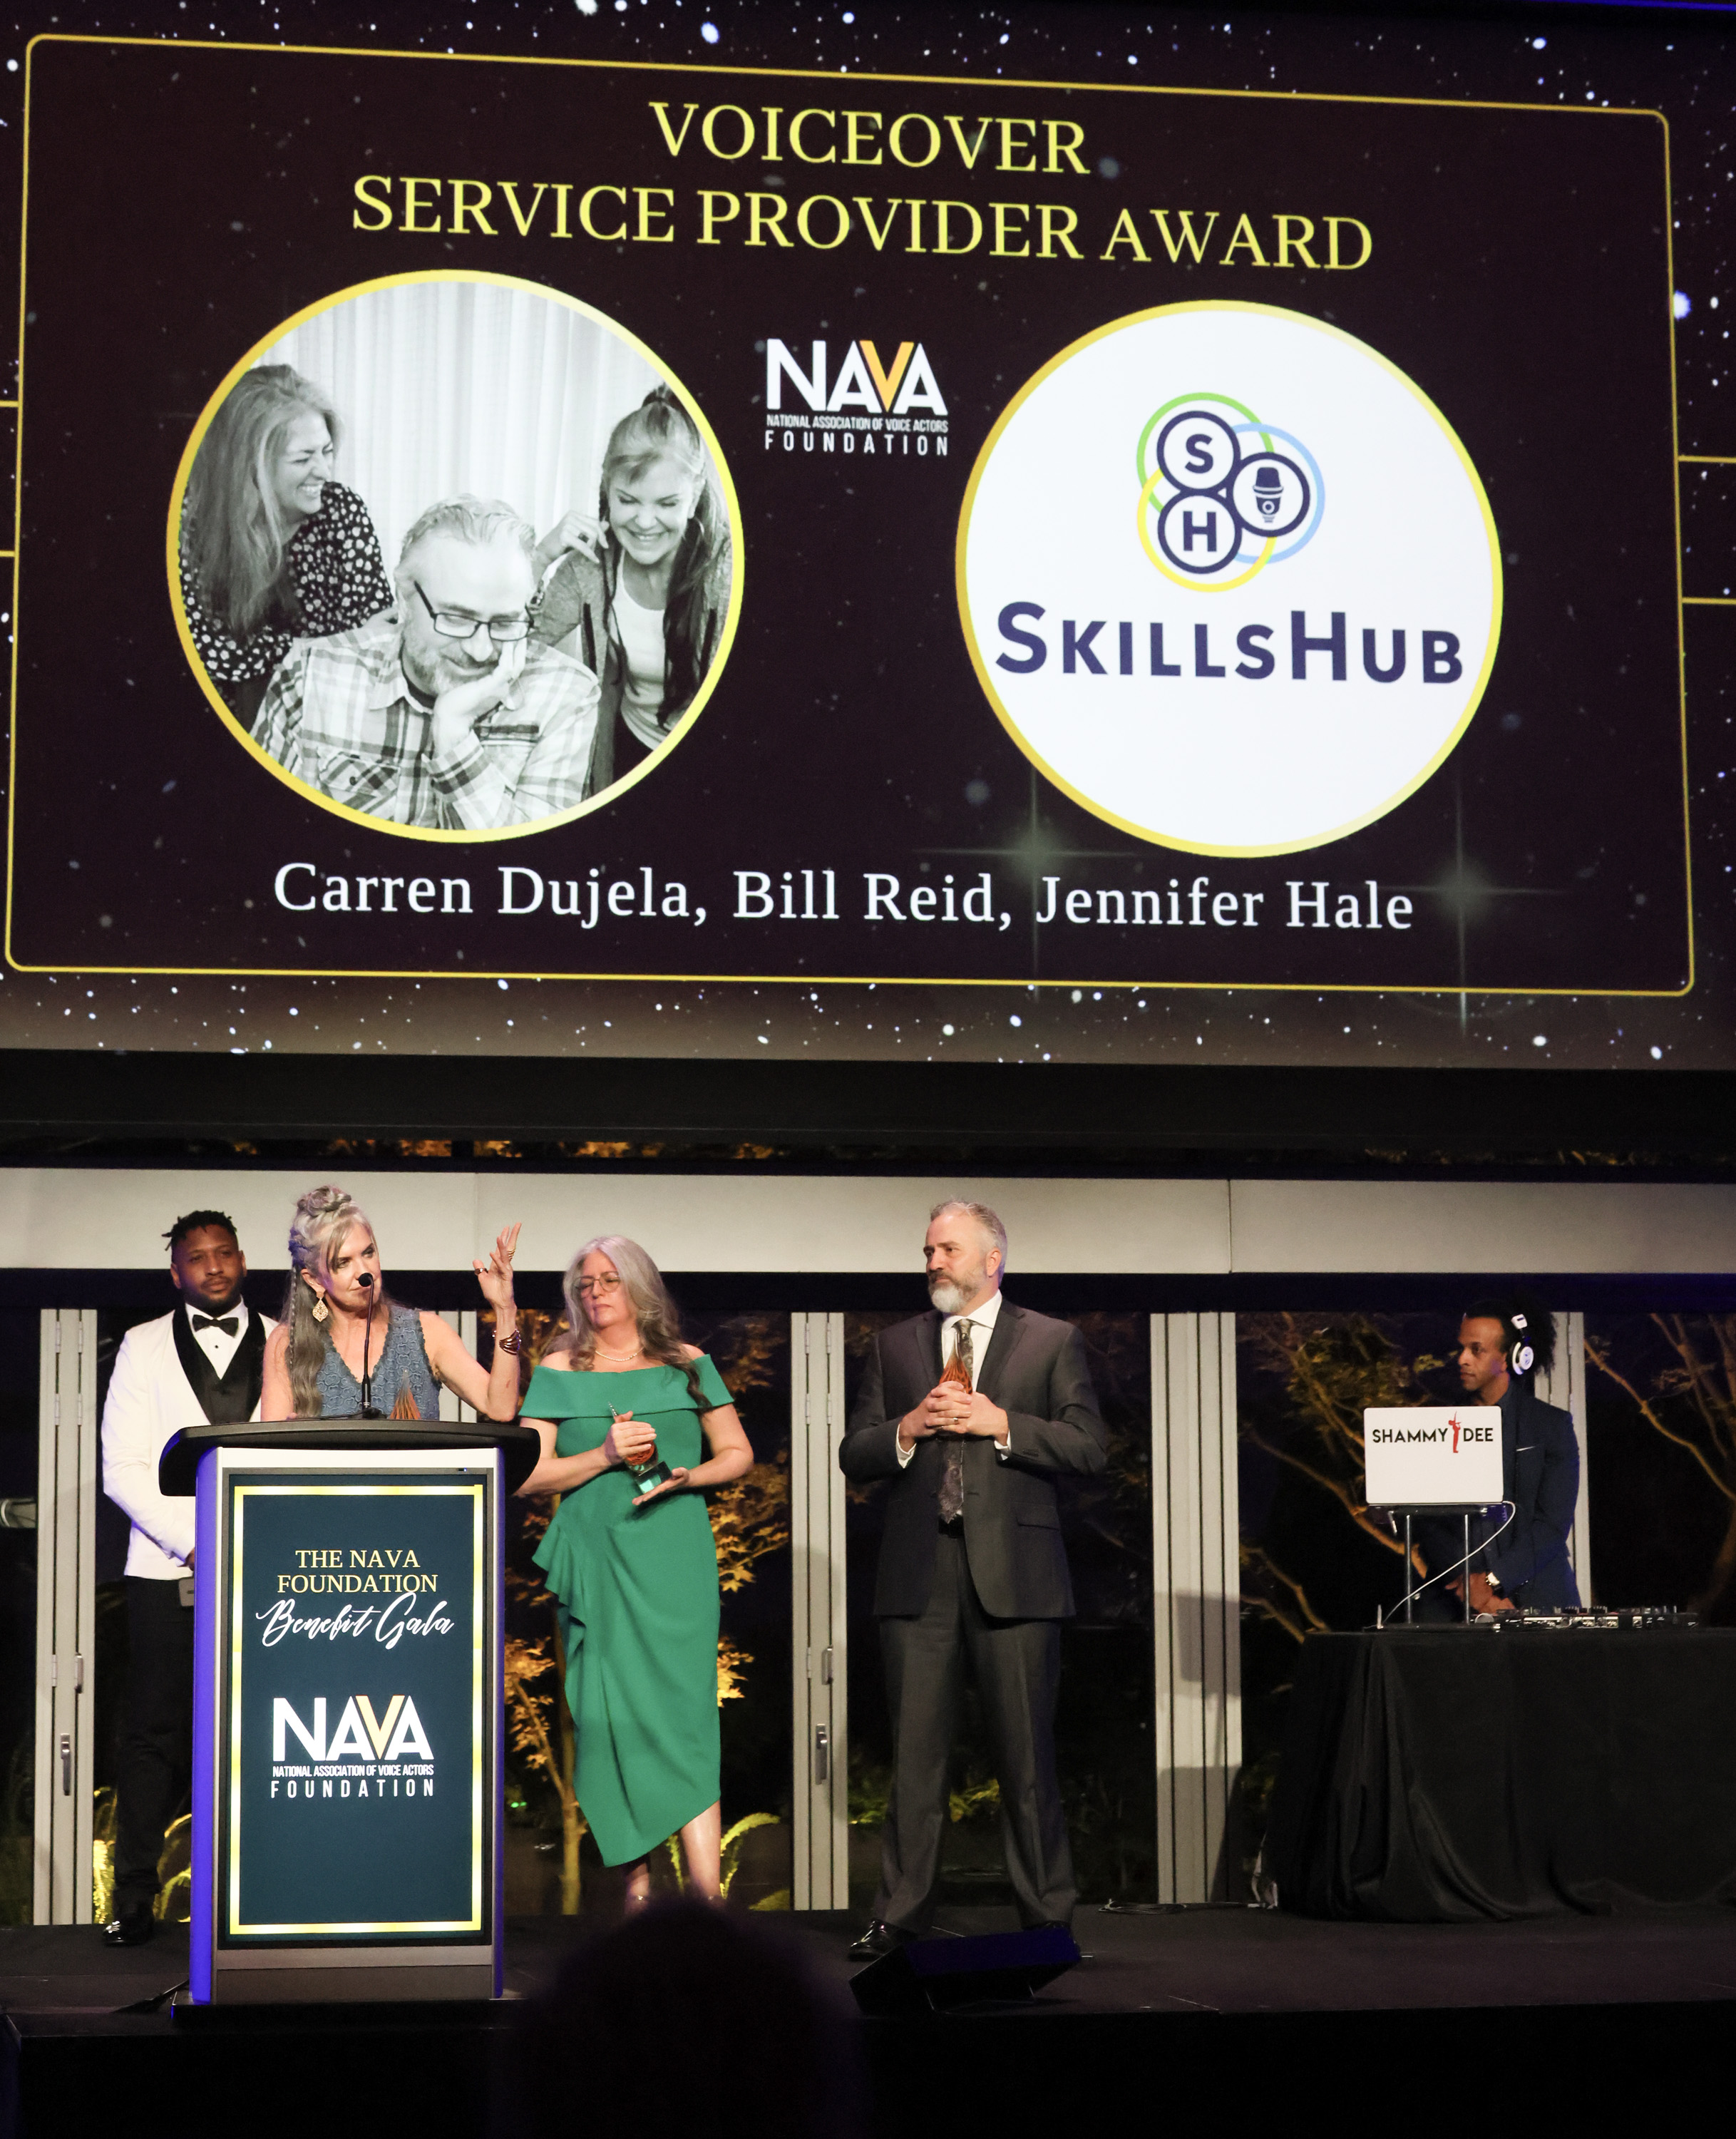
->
[1362, 1407, 1504, 1507]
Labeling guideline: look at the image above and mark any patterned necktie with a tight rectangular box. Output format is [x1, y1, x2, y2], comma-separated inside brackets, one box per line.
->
[938, 1318, 973, 1524]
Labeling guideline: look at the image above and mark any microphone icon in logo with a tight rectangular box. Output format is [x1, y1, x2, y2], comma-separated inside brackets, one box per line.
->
[1253, 463, 1284, 520]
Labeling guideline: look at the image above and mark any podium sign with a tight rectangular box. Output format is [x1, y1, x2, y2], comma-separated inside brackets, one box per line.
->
[189, 1444, 503, 2003]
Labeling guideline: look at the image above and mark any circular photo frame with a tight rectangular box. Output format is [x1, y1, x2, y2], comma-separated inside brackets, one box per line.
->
[168, 270, 743, 842]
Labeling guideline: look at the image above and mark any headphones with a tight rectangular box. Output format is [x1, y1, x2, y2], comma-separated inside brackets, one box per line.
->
[1508, 1312, 1535, 1378]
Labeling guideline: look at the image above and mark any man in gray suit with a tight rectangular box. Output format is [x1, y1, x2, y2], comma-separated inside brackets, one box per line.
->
[841, 1199, 1107, 1959]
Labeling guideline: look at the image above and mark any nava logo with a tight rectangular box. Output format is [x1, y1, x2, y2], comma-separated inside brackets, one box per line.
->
[765, 338, 948, 417]
[272, 1693, 432, 1762]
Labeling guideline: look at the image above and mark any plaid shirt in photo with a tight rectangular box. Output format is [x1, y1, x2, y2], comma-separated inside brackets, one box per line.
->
[253, 610, 601, 829]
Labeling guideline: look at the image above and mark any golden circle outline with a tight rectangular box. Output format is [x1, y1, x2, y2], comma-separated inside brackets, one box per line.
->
[1136, 466, 1275, 592]
[165, 268, 745, 845]
[956, 299, 1504, 861]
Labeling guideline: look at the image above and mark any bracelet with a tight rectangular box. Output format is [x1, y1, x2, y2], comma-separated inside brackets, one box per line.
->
[495, 1327, 523, 1355]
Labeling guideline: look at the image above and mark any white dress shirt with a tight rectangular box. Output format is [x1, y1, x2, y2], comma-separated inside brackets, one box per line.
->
[187, 1299, 249, 1378]
[102, 1301, 272, 1579]
[898, 1286, 1012, 1467]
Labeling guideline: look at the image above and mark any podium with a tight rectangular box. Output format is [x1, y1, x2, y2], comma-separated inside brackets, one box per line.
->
[160, 1416, 541, 2005]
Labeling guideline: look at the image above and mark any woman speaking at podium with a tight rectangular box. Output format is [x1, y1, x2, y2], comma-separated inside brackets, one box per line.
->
[515, 1235, 752, 1903]
[261, 1184, 524, 1421]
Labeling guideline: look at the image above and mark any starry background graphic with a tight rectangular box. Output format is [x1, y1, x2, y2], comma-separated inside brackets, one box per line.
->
[0, 0, 1731, 1073]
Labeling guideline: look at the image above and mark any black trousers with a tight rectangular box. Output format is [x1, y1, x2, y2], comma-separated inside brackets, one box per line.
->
[873, 1528, 1074, 1932]
[114, 1575, 195, 1908]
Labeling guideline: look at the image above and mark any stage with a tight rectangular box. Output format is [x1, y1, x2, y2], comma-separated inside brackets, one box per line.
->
[7, 1902, 1736, 2134]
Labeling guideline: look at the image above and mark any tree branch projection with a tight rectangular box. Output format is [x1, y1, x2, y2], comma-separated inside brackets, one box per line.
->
[1238, 1542, 1329, 1643]
[1238, 1313, 1444, 1641]
[1586, 1313, 1736, 1616]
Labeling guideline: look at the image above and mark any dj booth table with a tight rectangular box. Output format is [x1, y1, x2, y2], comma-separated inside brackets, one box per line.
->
[1265, 1628, 1736, 1921]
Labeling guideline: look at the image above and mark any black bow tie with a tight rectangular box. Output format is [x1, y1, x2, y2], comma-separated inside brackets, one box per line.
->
[192, 1314, 238, 1338]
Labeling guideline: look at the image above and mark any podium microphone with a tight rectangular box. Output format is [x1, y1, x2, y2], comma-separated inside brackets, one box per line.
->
[356, 1273, 380, 1417]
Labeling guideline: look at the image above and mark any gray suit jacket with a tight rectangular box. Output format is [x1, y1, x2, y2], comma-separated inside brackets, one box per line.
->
[840, 1299, 1107, 1620]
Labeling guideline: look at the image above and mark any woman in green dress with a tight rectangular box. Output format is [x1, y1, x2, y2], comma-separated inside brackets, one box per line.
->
[518, 1234, 752, 1902]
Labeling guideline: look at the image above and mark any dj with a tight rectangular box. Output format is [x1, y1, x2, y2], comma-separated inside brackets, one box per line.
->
[1417, 1297, 1581, 1615]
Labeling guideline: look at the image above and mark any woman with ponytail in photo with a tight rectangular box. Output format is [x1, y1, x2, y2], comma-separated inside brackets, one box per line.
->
[260, 1184, 523, 1423]
[530, 385, 733, 796]
[515, 1234, 753, 1902]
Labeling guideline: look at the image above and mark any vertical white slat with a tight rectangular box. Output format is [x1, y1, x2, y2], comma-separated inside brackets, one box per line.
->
[32, 1311, 57, 1924]
[1197, 1317, 1228, 1900]
[1166, 1315, 1208, 1902]
[1149, 1315, 1175, 1904]
[433, 1310, 481, 1422]
[1149, 1312, 1244, 1907]
[73, 1311, 98, 1922]
[824, 1311, 850, 1905]
[458, 1312, 478, 1422]
[1216, 1311, 1244, 1899]
[50, 1314, 78, 1923]
[804, 1313, 831, 1906]
[789, 1313, 814, 1909]
[436, 1313, 462, 1421]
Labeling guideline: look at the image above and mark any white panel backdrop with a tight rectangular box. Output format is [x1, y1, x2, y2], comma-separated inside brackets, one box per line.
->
[257, 279, 670, 571]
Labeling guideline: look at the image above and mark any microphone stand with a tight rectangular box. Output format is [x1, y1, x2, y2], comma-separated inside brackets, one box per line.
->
[356, 1275, 381, 1417]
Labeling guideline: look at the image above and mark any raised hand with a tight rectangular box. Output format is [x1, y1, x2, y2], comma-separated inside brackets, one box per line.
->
[472, 1221, 521, 1310]
[534, 508, 607, 572]
[433, 635, 528, 742]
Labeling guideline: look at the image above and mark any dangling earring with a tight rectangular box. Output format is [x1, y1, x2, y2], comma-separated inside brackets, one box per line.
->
[310, 1293, 329, 1324]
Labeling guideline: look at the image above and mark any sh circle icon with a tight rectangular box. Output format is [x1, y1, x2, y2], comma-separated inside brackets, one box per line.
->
[1154, 409, 1241, 491]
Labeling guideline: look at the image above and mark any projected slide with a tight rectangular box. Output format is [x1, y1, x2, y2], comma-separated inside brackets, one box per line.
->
[5, 36, 1688, 1002]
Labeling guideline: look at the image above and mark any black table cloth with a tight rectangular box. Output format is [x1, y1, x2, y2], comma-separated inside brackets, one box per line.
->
[1265, 1628, 1736, 1920]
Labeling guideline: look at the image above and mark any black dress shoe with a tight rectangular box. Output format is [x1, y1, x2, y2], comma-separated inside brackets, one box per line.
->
[847, 1919, 915, 1961]
[104, 1903, 155, 1949]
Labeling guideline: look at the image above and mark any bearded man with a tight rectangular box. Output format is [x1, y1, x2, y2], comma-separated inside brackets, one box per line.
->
[839, 1199, 1107, 1959]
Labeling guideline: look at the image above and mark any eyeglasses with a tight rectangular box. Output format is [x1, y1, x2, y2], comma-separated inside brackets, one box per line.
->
[412, 580, 534, 645]
[577, 1273, 622, 1295]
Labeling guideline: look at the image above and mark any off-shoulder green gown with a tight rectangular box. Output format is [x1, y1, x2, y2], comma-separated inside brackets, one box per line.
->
[526, 1355, 732, 1867]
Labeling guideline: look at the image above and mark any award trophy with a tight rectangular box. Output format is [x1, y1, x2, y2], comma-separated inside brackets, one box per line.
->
[615, 1408, 673, 1499]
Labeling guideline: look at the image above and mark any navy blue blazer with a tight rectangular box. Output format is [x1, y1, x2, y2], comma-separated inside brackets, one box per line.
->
[1421, 1383, 1581, 1608]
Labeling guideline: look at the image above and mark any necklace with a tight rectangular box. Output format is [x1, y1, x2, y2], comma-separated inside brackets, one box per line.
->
[592, 1341, 644, 1366]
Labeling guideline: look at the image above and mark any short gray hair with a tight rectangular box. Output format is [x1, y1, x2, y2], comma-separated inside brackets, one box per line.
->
[397, 494, 535, 575]
[930, 1198, 1008, 1266]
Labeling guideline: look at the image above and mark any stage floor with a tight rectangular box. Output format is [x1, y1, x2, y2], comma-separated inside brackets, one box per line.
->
[9, 1904, 1736, 2135]
[9, 1899, 1736, 2021]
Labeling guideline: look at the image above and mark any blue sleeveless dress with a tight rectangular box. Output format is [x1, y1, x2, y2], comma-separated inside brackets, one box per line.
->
[314, 1304, 441, 1419]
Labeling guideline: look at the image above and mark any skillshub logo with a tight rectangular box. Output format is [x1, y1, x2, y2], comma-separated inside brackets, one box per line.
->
[957, 303, 1502, 856]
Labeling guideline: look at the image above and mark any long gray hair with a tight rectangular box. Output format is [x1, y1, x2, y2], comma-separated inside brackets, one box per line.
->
[561, 1234, 703, 1403]
[280, 1184, 384, 1417]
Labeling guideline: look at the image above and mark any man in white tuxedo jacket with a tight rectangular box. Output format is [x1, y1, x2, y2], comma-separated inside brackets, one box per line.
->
[101, 1210, 274, 1946]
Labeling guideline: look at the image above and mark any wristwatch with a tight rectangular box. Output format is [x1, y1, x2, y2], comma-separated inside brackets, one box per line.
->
[1484, 1571, 1502, 1594]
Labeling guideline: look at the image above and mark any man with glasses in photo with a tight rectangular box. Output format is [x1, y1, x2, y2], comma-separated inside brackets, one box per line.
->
[253, 494, 600, 829]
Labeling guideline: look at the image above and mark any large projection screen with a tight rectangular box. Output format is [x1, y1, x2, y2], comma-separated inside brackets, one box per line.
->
[1, 11, 1727, 1069]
